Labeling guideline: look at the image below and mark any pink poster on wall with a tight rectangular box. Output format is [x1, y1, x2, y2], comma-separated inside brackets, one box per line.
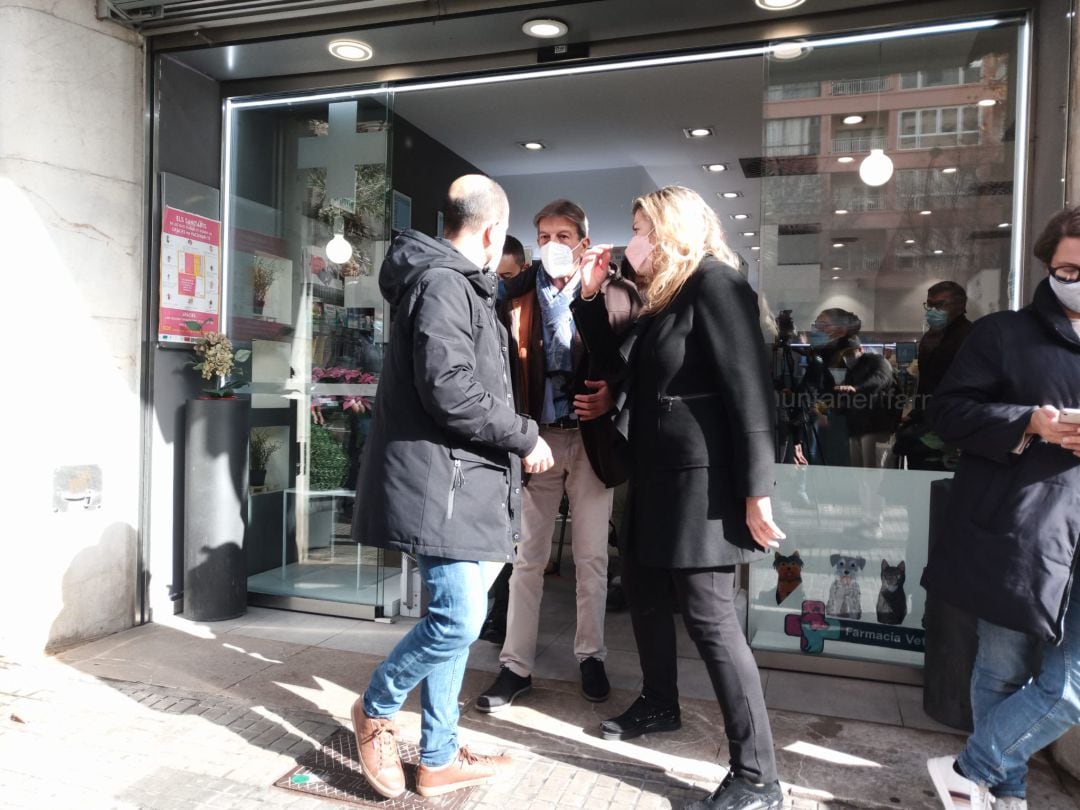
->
[159, 206, 222, 344]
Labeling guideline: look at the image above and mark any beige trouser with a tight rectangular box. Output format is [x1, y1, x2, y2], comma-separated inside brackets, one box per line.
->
[501, 427, 612, 676]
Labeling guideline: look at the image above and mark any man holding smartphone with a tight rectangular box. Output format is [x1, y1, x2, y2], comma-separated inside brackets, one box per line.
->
[923, 207, 1080, 810]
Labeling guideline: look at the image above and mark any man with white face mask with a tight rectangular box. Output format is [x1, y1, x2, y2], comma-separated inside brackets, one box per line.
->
[923, 207, 1080, 810]
[478, 199, 641, 713]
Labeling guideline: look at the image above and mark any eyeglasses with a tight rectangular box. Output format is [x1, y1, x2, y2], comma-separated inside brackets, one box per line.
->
[923, 301, 950, 311]
[1050, 265, 1080, 284]
[809, 322, 829, 331]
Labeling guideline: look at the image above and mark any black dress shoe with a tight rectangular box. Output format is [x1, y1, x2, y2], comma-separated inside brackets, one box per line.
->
[476, 667, 531, 713]
[599, 696, 681, 740]
[683, 772, 784, 810]
[580, 657, 610, 702]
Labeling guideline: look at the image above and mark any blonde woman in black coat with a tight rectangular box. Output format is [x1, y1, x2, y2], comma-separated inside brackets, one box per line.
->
[574, 186, 785, 810]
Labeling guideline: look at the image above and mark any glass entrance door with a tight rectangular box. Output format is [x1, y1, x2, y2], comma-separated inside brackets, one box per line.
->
[223, 89, 398, 618]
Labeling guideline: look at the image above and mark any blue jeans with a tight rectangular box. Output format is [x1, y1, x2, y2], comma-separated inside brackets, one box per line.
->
[363, 555, 487, 767]
[958, 585, 1080, 799]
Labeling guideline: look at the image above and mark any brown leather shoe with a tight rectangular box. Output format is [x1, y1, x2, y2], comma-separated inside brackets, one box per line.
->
[351, 698, 405, 799]
[416, 746, 513, 798]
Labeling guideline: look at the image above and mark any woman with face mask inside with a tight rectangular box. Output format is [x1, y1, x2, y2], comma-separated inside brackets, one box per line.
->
[574, 186, 786, 810]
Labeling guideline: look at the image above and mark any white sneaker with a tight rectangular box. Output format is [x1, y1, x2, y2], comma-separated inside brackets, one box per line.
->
[927, 756, 994, 810]
[995, 798, 1026, 810]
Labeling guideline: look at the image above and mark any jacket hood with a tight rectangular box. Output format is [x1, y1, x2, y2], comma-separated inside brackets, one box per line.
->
[379, 229, 495, 308]
[1028, 277, 1080, 350]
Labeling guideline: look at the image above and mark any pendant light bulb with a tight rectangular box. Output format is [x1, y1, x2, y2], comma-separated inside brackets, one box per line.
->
[859, 148, 894, 187]
[325, 214, 353, 264]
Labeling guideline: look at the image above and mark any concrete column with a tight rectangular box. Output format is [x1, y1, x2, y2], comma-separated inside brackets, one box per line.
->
[0, 1, 145, 653]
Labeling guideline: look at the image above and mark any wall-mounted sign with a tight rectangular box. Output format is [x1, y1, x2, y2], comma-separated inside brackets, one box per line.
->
[159, 206, 222, 344]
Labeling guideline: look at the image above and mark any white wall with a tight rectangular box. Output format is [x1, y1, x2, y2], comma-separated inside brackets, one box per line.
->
[495, 166, 655, 250]
[0, 1, 144, 652]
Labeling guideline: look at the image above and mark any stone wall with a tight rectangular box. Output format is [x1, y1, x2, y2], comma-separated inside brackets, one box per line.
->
[0, 1, 144, 652]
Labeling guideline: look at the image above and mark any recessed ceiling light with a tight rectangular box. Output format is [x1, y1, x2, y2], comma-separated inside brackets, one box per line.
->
[942, 167, 958, 174]
[920, 210, 933, 216]
[842, 115, 865, 125]
[933, 249, 944, 254]
[832, 275, 841, 280]
[904, 238, 916, 244]
[685, 127, 714, 138]
[741, 231, 756, 237]
[522, 18, 568, 38]
[519, 141, 546, 151]
[834, 209, 849, 215]
[719, 191, 743, 199]
[750, 246, 760, 251]
[831, 266, 842, 271]
[833, 242, 845, 248]
[837, 156, 855, 164]
[328, 39, 374, 62]
[703, 163, 728, 173]
[998, 222, 1011, 228]
[977, 98, 997, 107]
[756, 0, 806, 9]
[770, 41, 812, 60]
[732, 213, 750, 220]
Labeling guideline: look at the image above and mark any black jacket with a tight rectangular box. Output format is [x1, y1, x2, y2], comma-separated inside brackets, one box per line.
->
[581, 257, 775, 568]
[352, 230, 538, 563]
[838, 353, 898, 438]
[921, 279, 1080, 642]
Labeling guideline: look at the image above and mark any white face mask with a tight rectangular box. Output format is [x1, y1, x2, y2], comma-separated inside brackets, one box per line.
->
[539, 240, 580, 279]
[1049, 275, 1080, 313]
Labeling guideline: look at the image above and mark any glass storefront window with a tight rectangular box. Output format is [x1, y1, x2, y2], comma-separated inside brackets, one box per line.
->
[751, 20, 1025, 673]
[224, 91, 399, 618]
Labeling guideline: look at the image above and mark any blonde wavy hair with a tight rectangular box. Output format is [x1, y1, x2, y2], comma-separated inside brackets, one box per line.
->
[633, 186, 739, 314]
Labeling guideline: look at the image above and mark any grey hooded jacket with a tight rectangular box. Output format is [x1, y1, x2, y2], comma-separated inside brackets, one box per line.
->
[352, 230, 538, 562]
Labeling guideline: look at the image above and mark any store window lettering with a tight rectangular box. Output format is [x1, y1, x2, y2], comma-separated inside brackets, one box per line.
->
[784, 599, 926, 655]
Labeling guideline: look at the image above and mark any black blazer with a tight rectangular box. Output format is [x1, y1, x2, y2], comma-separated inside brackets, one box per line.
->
[580, 256, 775, 568]
[922, 279, 1080, 642]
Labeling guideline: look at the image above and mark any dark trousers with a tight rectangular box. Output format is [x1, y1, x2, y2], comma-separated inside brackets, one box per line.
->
[622, 553, 777, 784]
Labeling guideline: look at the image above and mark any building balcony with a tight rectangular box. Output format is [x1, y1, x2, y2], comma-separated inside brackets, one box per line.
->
[830, 134, 888, 153]
[829, 77, 892, 96]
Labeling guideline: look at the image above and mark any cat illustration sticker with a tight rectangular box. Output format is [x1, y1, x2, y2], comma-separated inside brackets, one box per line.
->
[784, 599, 925, 655]
[773, 551, 804, 605]
[876, 560, 907, 625]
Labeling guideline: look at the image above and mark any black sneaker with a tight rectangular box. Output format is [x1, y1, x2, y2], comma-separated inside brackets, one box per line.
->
[599, 695, 681, 740]
[682, 772, 783, 810]
[580, 657, 610, 702]
[476, 667, 532, 714]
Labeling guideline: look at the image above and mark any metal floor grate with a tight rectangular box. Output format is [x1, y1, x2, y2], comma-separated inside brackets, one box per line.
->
[274, 728, 475, 808]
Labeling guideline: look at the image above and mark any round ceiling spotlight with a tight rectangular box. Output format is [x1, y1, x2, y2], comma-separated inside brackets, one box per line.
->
[328, 39, 374, 62]
[842, 115, 865, 125]
[756, 0, 807, 9]
[522, 18, 568, 38]
[837, 156, 855, 164]
[977, 98, 997, 107]
[770, 41, 812, 60]
[519, 141, 546, 151]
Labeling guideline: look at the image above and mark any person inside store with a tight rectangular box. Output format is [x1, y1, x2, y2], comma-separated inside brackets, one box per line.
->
[477, 199, 640, 712]
[480, 233, 533, 645]
[833, 340, 899, 468]
[791, 307, 862, 466]
[349, 175, 555, 800]
[575, 186, 786, 810]
[894, 281, 974, 470]
[922, 206, 1080, 810]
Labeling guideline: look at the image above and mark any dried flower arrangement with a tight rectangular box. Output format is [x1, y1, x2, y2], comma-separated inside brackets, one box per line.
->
[249, 428, 281, 472]
[186, 327, 251, 398]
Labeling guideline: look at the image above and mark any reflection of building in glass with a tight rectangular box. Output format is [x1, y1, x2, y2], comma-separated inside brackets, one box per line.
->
[761, 38, 1015, 337]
